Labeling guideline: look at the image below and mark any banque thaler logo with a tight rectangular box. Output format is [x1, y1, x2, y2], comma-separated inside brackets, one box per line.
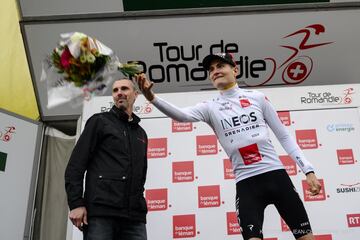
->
[125, 24, 332, 87]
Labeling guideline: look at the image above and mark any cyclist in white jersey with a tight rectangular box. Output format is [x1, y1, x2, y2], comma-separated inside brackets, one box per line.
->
[135, 52, 321, 240]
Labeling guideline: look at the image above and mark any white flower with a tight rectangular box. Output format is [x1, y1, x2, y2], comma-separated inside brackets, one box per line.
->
[70, 32, 87, 43]
[59, 40, 66, 47]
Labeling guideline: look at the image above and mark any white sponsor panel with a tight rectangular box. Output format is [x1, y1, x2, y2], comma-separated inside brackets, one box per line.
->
[0, 110, 41, 240]
[71, 84, 360, 239]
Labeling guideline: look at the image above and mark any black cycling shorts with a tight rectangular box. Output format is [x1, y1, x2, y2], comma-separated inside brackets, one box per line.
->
[235, 169, 312, 240]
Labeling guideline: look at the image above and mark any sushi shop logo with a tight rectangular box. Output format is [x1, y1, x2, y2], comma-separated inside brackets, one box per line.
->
[336, 183, 360, 194]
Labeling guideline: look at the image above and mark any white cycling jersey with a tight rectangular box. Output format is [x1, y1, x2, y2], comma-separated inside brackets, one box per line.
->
[151, 85, 314, 183]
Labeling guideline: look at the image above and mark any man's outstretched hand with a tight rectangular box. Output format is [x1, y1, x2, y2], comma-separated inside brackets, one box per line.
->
[134, 73, 155, 101]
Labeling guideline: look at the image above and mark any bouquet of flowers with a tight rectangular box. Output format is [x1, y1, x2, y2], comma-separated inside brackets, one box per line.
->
[41, 32, 141, 108]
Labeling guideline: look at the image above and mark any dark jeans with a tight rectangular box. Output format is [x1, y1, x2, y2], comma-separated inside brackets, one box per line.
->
[83, 217, 147, 240]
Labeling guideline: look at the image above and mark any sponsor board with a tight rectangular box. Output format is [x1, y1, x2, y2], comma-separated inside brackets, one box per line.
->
[146, 188, 168, 211]
[172, 161, 194, 183]
[173, 214, 196, 238]
[198, 185, 221, 208]
[148, 138, 167, 158]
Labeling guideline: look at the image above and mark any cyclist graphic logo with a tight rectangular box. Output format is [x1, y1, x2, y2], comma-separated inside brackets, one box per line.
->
[279, 24, 333, 84]
[342, 87, 354, 104]
[0, 126, 16, 142]
[244, 24, 333, 87]
[134, 100, 153, 114]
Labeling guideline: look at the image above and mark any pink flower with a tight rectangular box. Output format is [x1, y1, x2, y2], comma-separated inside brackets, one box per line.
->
[60, 47, 72, 69]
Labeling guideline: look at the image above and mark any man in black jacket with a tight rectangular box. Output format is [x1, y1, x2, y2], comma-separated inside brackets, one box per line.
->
[65, 78, 148, 240]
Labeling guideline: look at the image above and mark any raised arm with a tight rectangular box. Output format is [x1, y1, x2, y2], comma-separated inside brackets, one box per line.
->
[134, 73, 210, 123]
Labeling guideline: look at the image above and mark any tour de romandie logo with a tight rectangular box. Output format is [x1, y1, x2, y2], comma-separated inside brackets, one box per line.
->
[300, 87, 355, 105]
[100, 101, 153, 115]
[130, 23, 333, 87]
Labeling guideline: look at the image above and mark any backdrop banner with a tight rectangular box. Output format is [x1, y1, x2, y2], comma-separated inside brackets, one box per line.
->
[68, 83, 360, 240]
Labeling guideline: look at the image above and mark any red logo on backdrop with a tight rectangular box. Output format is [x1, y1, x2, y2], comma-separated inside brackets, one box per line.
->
[226, 212, 241, 235]
[342, 87, 354, 104]
[277, 111, 291, 126]
[145, 188, 168, 211]
[302, 179, 326, 201]
[173, 214, 196, 238]
[279, 155, 297, 176]
[134, 101, 153, 115]
[314, 234, 333, 240]
[0, 126, 16, 142]
[198, 185, 221, 208]
[347, 213, 360, 227]
[281, 218, 290, 232]
[196, 135, 218, 155]
[172, 161, 194, 183]
[296, 129, 318, 149]
[337, 149, 355, 165]
[242, 24, 332, 87]
[147, 138, 167, 158]
[223, 159, 235, 179]
[239, 143, 262, 165]
[172, 120, 193, 132]
[240, 99, 251, 108]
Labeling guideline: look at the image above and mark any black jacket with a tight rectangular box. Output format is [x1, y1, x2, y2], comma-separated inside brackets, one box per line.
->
[65, 106, 148, 223]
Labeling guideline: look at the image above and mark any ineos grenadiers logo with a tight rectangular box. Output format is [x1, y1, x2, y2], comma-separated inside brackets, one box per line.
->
[221, 112, 257, 130]
[220, 112, 259, 137]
